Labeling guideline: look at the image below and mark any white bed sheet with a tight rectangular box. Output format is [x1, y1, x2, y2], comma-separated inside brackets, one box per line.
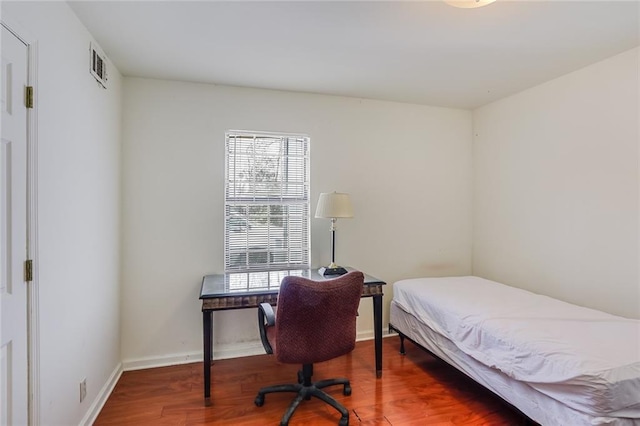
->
[390, 300, 639, 426]
[391, 276, 640, 420]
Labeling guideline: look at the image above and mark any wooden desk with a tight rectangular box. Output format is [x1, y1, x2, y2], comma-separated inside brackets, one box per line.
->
[199, 267, 386, 406]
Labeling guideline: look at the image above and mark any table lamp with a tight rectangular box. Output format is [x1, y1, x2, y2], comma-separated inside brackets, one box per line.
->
[315, 192, 353, 276]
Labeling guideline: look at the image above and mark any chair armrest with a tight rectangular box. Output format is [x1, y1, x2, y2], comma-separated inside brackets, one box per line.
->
[258, 303, 275, 354]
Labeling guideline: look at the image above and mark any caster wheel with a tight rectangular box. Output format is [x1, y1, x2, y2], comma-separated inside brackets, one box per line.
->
[254, 394, 264, 407]
[338, 416, 349, 426]
[343, 385, 352, 396]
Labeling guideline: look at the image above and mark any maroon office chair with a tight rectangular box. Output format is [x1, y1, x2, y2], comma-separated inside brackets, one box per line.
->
[255, 271, 365, 426]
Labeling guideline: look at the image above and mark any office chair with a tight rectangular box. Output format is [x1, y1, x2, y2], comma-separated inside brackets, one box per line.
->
[255, 271, 365, 426]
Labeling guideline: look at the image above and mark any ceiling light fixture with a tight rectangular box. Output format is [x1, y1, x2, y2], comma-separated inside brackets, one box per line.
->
[444, 0, 496, 8]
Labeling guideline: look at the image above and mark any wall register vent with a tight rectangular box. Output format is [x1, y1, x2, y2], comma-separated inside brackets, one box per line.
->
[90, 42, 107, 88]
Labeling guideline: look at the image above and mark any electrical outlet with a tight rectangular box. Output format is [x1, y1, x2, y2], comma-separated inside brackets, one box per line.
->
[80, 378, 87, 403]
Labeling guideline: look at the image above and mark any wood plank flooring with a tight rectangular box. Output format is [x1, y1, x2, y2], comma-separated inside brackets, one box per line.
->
[95, 337, 528, 425]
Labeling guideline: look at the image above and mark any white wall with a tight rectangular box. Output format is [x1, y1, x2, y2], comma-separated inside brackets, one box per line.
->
[473, 47, 639, 319]
[1, 2, 122, 425]
[120, 78, 473, 366]
[1, 1, 637, 421]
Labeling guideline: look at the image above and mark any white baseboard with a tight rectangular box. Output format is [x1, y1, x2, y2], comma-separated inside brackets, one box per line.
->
[121, 341, 266, 371]
[79, 362, 122, 426]
[121, 330, 396, 372]
[357, 330, 374, 341]
[122, 350, 203, 371]
[212, 340, 266, 360]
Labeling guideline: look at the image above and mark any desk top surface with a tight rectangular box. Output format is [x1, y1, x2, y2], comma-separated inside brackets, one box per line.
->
[200, 267, 385, 299]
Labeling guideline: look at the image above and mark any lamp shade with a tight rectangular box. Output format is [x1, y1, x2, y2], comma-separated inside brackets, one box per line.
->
[315, 192, 354, 219]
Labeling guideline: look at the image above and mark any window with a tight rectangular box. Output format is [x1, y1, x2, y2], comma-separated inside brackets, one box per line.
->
[224, 131, 310, 272]
[225, 269, 310, 293]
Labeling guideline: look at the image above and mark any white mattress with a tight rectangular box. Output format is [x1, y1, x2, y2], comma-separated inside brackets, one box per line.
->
[391, 276, 640, 423]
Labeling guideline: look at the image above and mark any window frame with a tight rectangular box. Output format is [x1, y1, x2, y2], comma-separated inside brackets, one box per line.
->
[224, 130, 310, 272]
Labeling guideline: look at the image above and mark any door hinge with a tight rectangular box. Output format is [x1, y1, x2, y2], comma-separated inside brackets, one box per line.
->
[24, 259, 33, 282]
[25, 86, 34, 109]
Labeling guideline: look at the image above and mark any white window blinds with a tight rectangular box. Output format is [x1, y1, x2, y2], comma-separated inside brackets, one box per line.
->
[224, 131, 310, 272]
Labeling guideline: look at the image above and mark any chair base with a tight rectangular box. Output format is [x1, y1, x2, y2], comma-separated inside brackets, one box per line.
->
[255, 365, 351, 426]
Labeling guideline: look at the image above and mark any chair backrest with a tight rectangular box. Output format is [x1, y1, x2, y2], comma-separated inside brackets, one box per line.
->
[273, 271, 365, 365]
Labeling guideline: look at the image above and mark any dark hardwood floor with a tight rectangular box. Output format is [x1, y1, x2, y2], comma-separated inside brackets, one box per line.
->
[95, 337, 528, 425]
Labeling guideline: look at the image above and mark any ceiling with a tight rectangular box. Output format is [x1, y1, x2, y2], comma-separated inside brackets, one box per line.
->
[68, 1, 640, 109]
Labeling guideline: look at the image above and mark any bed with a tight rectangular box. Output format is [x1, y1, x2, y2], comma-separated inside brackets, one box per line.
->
[389, 276, 640, 425]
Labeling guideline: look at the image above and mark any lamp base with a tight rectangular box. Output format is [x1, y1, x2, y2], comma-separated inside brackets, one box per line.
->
[318, 266, 348, 276]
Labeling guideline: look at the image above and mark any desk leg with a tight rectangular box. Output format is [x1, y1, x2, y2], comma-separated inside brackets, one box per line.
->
[203, 310, 212, 406]
[372, 294, 383, 378]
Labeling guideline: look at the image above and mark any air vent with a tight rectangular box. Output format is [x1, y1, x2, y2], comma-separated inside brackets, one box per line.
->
[90, 42, 107, 88]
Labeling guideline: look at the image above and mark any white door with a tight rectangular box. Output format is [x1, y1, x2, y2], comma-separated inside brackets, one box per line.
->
[1, 24, 29, 426]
